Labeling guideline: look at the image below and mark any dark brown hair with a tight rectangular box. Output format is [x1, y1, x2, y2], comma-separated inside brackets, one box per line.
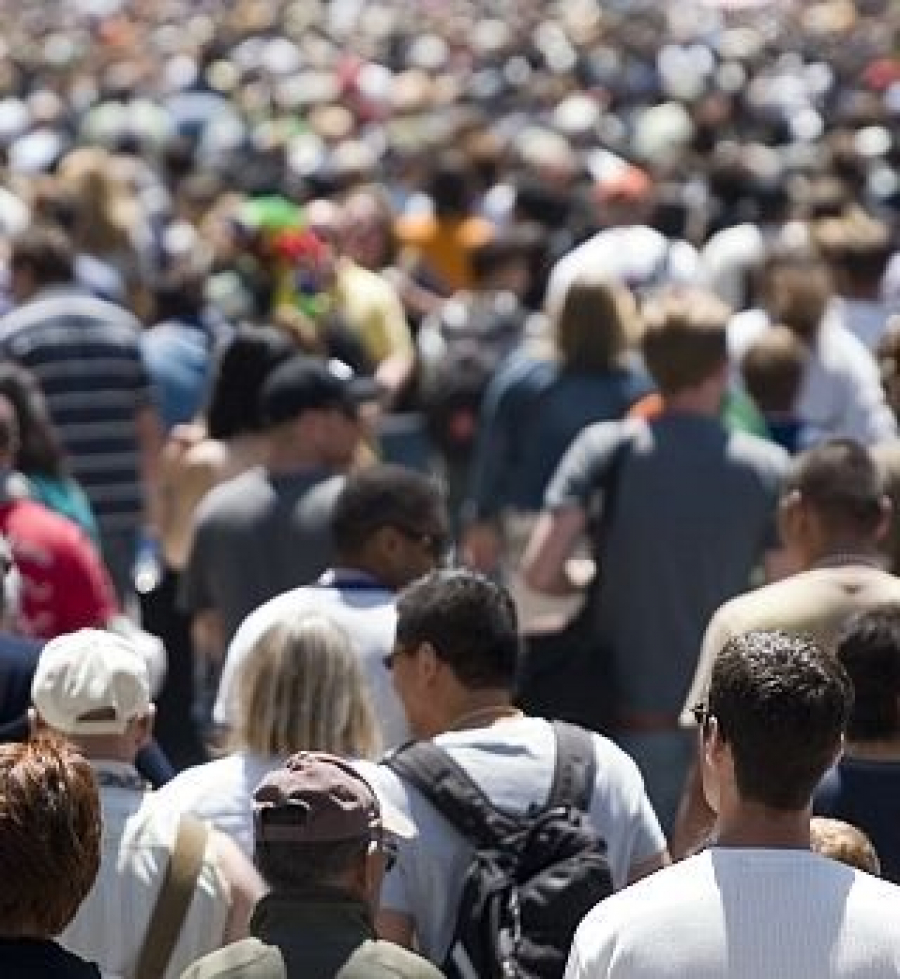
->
[0, 738, 101, 936]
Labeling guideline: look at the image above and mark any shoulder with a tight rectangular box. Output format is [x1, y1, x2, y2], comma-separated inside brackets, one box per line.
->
[195, 468, 268, 520]
[181, 938, 283, 979]
[348, 939, 445, 979]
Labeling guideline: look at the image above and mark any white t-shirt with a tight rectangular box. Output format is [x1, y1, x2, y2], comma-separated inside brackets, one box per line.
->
[215, 573, 409, 748]
[360, 717, 666, 964]
[728, 309, 897, 445]
[566, 847, 900, 979]
[149, 751, 283, 858]
[60, 762, 230, 979]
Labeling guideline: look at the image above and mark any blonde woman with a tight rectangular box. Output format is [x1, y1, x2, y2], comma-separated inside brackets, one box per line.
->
[151, 613, 380, 856]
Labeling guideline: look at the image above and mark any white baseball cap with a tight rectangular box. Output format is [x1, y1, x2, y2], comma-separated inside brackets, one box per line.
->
[32, 629, 151, 736]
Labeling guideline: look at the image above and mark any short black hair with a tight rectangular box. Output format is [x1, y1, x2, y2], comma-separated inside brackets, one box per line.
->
[205, 325, 295, 439]
[709, 630, 852, 811]
[10, 224, 75, 286]
[835, 606, 900, 740]
[330, 464, 444, 557]
[255, 837, 367, 892]
[395, 570, 520, 690]
[786, 439, 886, 537]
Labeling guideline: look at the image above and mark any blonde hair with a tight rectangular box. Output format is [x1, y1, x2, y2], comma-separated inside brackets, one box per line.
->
[810, 817, 881, 876]
[230, 614, 380, 759]
[56, 147, 134, 257]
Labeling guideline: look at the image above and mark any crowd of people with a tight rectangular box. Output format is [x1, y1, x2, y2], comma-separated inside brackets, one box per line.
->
[1, 0, 900, 975]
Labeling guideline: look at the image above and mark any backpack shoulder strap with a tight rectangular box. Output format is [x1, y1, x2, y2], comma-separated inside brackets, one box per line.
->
[384, 741, 520, 849]
[546, 721, 598, 813]
[135, 815, 209, 979]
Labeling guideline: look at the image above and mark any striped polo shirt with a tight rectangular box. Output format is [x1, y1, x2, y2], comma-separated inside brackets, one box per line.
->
[0, 285, 151, 533]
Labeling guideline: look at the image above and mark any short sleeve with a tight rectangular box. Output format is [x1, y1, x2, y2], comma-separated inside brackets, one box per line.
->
[544, 422, 628, 512]
[178, 514, 216, 615]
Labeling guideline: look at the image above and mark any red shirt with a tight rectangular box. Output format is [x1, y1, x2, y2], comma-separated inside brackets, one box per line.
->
[0, 499, 118, 639]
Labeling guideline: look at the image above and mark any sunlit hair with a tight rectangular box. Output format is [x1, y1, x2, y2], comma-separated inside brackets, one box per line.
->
[230, 615, 380, 760]
[0, 737, 101, 936]
[554, 273, 638, 372]
[57, 147, 134, 257]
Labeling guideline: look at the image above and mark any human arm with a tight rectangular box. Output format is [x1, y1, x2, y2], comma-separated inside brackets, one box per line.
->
[213, 829, 266, 943]
[521, 423, 626, 596]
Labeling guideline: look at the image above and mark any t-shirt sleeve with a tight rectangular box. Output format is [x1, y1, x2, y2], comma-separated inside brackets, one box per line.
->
[589, 735, 667, 887]
[178, 514, 216, 615]
[544, 423, 624, 513]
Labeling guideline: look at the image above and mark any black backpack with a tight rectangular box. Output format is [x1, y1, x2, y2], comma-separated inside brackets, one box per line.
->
[384, 721, 614, 979]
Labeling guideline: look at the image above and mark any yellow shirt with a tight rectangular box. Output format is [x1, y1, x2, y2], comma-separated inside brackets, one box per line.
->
[332, 260, 413, 364]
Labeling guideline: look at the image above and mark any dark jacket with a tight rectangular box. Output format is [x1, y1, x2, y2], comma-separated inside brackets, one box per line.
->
[180, 889, 444, 979]
[0, 937, 101, 978]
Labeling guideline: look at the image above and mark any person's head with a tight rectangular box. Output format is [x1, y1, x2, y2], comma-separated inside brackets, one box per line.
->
[9, 224, 75, 301]
[813, 211, 893, 300]
[205, 325, 295, 440]
[700, 631, 852, 815]
[553, 273, 638, 373]
[640, 288, 730, 402]
[876, 317, 900, 419]
[330, 464, 448, 590]
[810, 817, 881, 875]
[778, 440, 891, 565]
[0, 738, 101, 938]
[340, 187, 398, 271]
[30, 629, 154, 763]
[259, 355, 363, 470]
[252, 751, 413, 912]
[762, 250, 832, 343]
[834, 605, 900, 742]
[0, 363, 67, 479]
[389, 570, 520, 738]
[470, 226, 539, 299]
[740, 324, 807, 419]
[231, 614, 380, 760]
[428, 152, 475, 219]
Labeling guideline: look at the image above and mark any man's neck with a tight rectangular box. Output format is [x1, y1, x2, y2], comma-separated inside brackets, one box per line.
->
[711, 802, 812, 851]
[441, 691, 522, 734]
[662, 388, 722, 418]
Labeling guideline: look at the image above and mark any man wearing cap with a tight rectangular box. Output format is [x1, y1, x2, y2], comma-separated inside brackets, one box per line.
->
[180, 353, 362, 661]
[181, 752, 444, 979]
[673, 438, 900, 855]
[30, 628, 263, 979]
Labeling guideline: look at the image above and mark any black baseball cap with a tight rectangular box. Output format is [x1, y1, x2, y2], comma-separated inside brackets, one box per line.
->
[259, 356, 379, 428]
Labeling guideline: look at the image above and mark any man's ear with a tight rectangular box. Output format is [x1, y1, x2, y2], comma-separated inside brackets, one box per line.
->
[129, 705, 156, 750]
[417, 642, 441, 686]
[874, 494, 893, 545]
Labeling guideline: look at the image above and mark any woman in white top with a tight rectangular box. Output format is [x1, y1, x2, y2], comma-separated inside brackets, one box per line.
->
[152, 613, 381, 855]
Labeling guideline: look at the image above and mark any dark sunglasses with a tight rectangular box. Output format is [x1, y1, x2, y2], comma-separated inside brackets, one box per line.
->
[691, 703, 712, 729]
[390, 524, 450, 562]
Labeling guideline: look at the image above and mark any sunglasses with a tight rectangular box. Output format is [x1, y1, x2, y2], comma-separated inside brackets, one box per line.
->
[691, 703, 713, 730]
[390, 524, 451, 563]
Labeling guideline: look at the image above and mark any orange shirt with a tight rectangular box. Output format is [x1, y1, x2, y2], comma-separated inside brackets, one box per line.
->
[395, 214, 493, 292]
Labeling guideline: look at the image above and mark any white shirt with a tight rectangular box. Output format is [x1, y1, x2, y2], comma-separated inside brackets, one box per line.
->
[361, 717, 666, 964]
[728, 309, 897, 445]
[59, 761, 231, 979]
[566, 848, 900, 979]
[150, 751, 283, 858]
[545, 226, 700, 317]
[215, 571, 409, 748]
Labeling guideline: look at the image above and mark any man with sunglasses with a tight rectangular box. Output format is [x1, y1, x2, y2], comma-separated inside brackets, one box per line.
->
[566, 630, 900, 979]
[182, 752, 444, 979]
[214, 464, 448, 748]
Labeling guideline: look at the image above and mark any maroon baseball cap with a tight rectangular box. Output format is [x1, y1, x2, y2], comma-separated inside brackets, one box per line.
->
[253, 751, 413, 844]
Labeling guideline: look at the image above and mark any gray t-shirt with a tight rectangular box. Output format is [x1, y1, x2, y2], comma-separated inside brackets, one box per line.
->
[546, 415, 787, 714]
[180, 466, 344, 641]
[360, 717, 666, 963]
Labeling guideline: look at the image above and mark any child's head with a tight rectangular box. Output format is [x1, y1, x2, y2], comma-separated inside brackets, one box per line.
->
[741, 324, 807, 419]
[810, 817, 881, 876]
